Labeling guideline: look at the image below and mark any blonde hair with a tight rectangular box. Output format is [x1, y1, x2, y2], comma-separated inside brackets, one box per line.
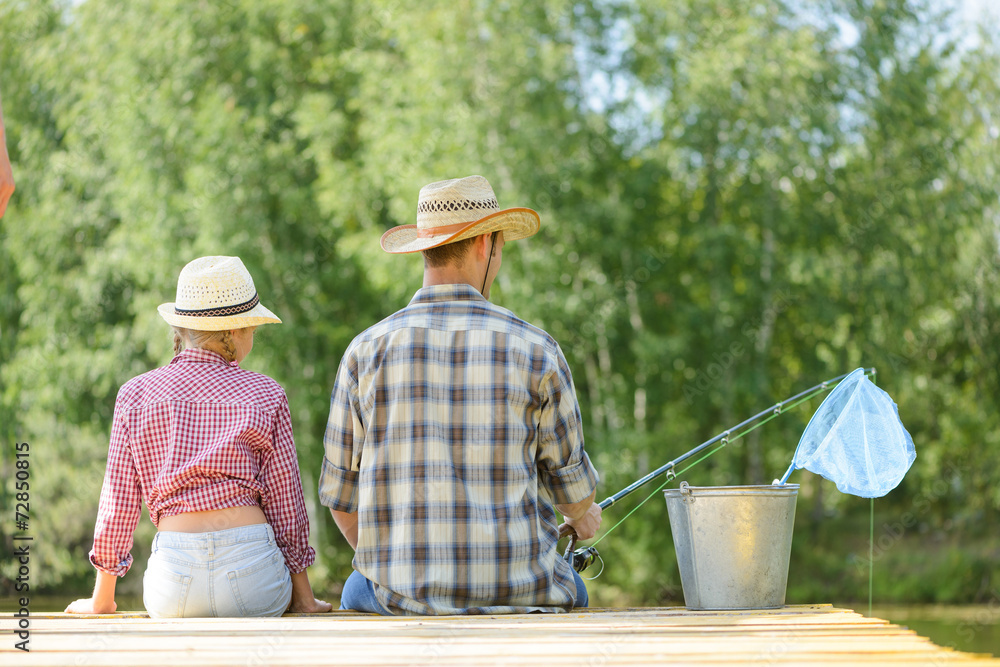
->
[172, 326, 237, 362]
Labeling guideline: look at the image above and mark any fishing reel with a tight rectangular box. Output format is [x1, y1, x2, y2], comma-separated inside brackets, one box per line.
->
[561, 528, 602, 573]
[567, 545, 601, 573]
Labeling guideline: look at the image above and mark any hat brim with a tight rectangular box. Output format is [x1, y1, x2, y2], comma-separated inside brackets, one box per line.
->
[157, 301, 282, 331]
[380, 208, 540, 254]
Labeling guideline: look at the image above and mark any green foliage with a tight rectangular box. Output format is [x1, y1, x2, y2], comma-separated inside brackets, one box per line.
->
[1, 0, 997, 605]
[787, 492, 1000, 605]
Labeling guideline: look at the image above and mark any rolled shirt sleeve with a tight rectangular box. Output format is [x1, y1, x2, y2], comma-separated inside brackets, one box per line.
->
[318, 354, 363, 513]
[257, 393, 316, 574]
[89, 393, 142, 576]
[536, 345, 600, 505]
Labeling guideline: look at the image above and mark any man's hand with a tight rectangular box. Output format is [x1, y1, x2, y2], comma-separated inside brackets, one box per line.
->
[560, 501, 602, 541]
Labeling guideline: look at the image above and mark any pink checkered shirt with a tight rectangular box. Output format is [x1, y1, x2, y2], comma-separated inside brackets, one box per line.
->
[89, 348, 316, 576]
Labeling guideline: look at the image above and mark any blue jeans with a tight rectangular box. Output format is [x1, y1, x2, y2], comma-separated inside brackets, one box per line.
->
[143, 524, 292, 618]
[574, 569, 590, 607]
[339, 568, 589, 615]
[339, 570, 391, 614]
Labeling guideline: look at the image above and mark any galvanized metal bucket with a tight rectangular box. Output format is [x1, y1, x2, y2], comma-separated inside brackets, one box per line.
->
[663, 483, 799, 610]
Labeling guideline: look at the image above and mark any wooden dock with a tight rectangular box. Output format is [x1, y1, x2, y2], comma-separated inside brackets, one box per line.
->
[4, 604, 998, 666]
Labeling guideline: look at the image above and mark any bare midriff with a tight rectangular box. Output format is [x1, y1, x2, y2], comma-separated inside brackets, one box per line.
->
[157, 506, 267, 533]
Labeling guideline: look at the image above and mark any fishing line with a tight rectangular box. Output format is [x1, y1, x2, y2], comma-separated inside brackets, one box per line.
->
[580, 552, 605, 580]
[868, 370, 878, 617]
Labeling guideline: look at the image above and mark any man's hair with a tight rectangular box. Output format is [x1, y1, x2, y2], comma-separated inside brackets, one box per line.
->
[421, 236, 478, 268]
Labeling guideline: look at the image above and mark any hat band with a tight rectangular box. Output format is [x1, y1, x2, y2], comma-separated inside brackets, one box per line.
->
[175, 293, 260, 317]
[416, 221, 478, 239]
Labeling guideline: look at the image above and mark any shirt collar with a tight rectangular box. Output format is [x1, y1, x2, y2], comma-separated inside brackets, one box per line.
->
[170, 347, 239, 367]
[409, 283, 488, 306]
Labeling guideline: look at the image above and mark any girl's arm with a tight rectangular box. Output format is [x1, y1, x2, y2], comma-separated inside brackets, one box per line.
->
[70, 387, 140, 614]
[65, 571, 118, 614]
[287, 570, 332, 613]
[262, 393, 330, 613]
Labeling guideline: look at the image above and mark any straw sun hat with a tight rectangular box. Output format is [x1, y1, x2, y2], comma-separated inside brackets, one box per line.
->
[157, 256, 281, 331]
[380, 175, 540, 254]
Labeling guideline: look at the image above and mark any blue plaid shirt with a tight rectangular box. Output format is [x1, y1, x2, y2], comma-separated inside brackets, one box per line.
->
[320, 284, 599, 615]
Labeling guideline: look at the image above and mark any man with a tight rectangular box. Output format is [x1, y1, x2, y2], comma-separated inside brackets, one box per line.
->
[320, 175, 602, 615]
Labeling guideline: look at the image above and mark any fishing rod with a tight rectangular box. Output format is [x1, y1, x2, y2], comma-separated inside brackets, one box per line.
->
[561, 368, 877, 572]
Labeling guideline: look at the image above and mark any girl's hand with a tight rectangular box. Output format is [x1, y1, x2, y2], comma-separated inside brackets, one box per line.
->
[287, 597, 333, 613]
[65, 597, 117, 614]
[286, 569, 332, 613]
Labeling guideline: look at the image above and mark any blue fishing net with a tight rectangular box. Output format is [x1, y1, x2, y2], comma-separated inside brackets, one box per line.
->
[778, 368, 915, 498]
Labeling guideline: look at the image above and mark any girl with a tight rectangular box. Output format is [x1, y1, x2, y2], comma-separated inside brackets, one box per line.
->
[67, 256, 330, 617]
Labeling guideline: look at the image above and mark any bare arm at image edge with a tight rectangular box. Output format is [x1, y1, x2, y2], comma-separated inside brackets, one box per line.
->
[0, 94, 15, 218]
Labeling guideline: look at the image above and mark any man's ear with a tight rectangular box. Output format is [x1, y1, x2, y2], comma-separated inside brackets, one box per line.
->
[474, 232, 493, 260]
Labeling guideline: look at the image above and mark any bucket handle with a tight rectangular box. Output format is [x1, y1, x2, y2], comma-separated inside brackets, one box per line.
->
[680, 481, 695, 503]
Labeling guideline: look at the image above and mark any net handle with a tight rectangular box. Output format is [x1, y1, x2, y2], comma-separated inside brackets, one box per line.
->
[775, 367, 877, 486]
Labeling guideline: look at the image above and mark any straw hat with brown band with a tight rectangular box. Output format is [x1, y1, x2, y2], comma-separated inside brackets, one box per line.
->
[157, 256, 281, 332]
[380, 175, 540, 254]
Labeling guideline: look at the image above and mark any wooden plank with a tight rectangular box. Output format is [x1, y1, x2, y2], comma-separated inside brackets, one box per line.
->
[2, 606, 894, 630]
[9, 630, 946, 647]
[3, 606, 997, 667]
[7, 645, 999, 667]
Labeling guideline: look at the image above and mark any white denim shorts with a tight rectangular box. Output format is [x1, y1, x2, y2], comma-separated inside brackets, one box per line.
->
[143, 523, 292, 618]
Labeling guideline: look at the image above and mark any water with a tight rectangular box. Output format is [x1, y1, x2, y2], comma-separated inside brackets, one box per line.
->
[865, 604, 1000, 657]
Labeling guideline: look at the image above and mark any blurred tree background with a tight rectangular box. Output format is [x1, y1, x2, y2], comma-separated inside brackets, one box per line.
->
[1, 0, 997, 606]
